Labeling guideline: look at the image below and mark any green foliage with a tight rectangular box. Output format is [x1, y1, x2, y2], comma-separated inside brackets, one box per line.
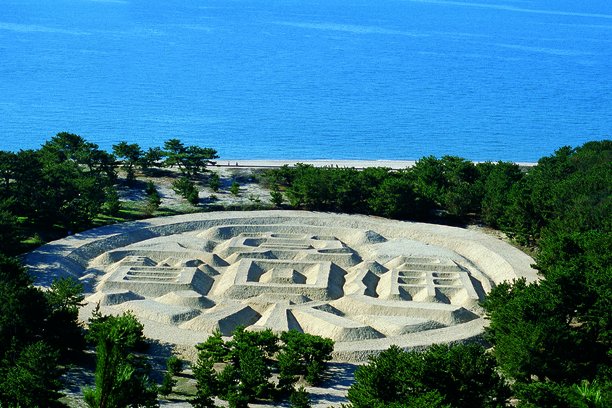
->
[289, 386, 311, 408]
[144, 182, 162, 215]
[208, 172, 221, 192]
[172, 176, 199, 205]
[0, 256, 72, 407]
[347, 344, 509, 408]
[192, 357, 218, 408]
[230, 181, 240, 196]
[196, 330, 231, 363]
[0, 341, 63, 407]
[0, 151, 16, 196]
[163, 139, 218, 177]
[283, 165, 364, 212]
[479, 141, 612, 407]
[84, 309, 157, 408]
[270, 185, 284, 207]
[500, 141, 611, 245]
[235, 342, 270, 400]
[278, 330, 334, 386]
[0, 255, 47, 358]
[159, 355, 183, 396]
[166, 355, 184, 374]
[140, 147, 165, 171]
[102, 186, 122, 216]
[411, 155, 482, 217]
[267, 160, 484, 220]
[44, 277, 85, 358]
[3, 132, 117, 231]
[513, 380, 610, 408]
[113, 141, 143, 181]
[367, 172, 427, 219]
[193, 328, 334, 406]
[483, 233, 611, 385]
[480, 161, 524, 227]
[0, 199, 21, 254]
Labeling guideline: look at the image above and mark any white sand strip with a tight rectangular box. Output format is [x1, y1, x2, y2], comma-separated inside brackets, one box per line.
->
[217, 159, 536, 169]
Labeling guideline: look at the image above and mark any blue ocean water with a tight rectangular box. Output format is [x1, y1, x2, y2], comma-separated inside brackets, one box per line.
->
[0, 0, 610, 161]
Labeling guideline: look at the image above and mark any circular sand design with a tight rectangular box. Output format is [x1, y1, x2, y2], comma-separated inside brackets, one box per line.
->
[25, 211, 537, 361]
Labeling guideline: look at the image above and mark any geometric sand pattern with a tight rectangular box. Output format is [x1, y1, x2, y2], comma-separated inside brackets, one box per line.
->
[24, 211, 537, 361]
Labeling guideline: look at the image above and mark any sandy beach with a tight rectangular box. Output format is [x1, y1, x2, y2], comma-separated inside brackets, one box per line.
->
[217, 159, 536, 169]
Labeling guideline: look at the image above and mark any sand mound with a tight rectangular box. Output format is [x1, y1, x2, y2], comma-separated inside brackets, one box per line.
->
[24, 210, 537, 361]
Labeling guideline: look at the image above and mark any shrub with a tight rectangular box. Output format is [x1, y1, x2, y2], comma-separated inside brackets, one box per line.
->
[172, 176, 199, 205]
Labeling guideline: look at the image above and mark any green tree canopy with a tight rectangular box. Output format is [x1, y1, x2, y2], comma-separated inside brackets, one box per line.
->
[113, 141, 143, 181]
[347, 344, 509, 408]
[163, 138, 218, 177]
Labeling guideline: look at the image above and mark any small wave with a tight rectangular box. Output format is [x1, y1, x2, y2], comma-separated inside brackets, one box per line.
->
[271, 21, 428, 37]
[494, 43, 593, 57]
[405, 0, 612, 20]
[0, 22, 89, 35]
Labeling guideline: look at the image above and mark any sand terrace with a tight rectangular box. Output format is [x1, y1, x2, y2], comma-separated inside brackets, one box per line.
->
[25, 211, 537, 362]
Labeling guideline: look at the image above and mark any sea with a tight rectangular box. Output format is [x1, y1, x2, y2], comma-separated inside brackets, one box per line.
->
[1, 0, 611, 162]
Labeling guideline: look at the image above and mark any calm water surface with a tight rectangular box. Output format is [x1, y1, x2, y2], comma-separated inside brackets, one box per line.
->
[1, 0, 611, 161]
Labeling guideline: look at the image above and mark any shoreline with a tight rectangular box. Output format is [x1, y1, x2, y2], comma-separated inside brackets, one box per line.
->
[216, 159, 537, 169]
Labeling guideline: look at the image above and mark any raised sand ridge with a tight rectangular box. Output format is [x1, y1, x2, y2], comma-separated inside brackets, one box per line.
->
[25, 211, 537, 361]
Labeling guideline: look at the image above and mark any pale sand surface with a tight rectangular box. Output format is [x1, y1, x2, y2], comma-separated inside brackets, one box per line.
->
[27, 211, 537, 407]
[218, 159, 537, 169]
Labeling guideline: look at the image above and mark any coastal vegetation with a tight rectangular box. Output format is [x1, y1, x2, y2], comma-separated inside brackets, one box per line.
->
[0, 133, 609, 406]
[193, 327, 333, 407]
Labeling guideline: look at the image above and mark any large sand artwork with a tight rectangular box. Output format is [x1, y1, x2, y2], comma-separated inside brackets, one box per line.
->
[25, 211, 537, 361]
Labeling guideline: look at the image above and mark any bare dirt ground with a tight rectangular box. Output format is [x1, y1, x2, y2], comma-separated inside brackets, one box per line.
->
[116, 165, 275, 213]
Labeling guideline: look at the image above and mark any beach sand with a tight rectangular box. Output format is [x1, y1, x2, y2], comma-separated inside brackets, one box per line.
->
[218, 159, 536, 169]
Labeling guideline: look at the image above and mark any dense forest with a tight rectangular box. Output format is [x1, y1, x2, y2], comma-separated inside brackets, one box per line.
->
[0, 133, 610, 407]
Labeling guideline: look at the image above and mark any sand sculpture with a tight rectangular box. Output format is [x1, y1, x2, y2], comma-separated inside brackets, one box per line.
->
[25, 211, 537, 361]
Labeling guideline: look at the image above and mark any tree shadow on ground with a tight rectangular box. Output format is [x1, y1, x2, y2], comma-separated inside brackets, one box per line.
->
[306, 362, 358, 406]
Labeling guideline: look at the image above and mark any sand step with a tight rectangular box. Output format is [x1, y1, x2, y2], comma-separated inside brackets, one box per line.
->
[292, 308, 384, 341]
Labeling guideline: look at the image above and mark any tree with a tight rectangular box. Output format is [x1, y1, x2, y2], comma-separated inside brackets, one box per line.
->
[0, 199, 21, 254]
[480, 162, 523, 227]
[144, 182, 162, 215]
[163, 139, 218, 177]
[0, 341, 63, 407]
[367, 173, 427, 220]
[172, 176, 199, 205]
[44, 277, 85, 359]
[347, 344, 509, 408]
[500, 141, 611, 245]
[102, 186, 121, 216]
[84, 310, 158, 408]
[0, 256, 67, 407]
[278, 330, 334, 386]
[230, 181, 240, 196]
[193, 328, 334, 406]
[483, 231, 611, 386]
[289, 386, 311, 408]
[513, 380, 610, 408]
[410, 156, 481, 217]
[113, 141, 143, 181]
[192, 357, 218, 408]
[0, 151, 16, 197]
[0, 255, 48, 357]
[13, 134, 116, 231]
[270, 185, 284, 207]
[140, 147, 165, 172]
[208, 172, 221, 192]
[159, 356, 183, 396]
[41, 132, 116, 180]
